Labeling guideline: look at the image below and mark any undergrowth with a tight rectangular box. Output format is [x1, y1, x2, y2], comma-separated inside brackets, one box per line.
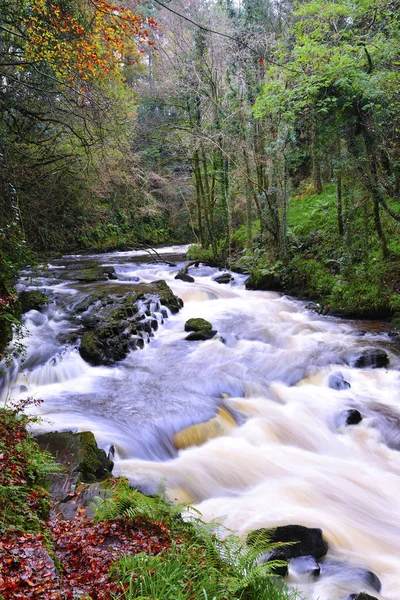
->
[93, 478, 304, 600]
[0, 398, 58, 534]
[227, 184, 400, 315]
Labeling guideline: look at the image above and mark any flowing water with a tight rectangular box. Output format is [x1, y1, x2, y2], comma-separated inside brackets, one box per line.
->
[2, 245, 400, 600]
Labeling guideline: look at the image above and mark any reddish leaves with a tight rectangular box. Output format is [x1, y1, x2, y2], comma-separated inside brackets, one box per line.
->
[0, 513, 171, 599]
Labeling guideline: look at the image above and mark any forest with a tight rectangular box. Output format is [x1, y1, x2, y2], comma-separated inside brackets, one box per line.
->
[1, 0, 400, 336]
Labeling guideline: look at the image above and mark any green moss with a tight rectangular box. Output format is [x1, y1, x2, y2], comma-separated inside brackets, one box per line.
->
[184, 318, 213, 332]
[19, 290, 48, 313]
[151, 280, 183, 313]
[75, 431, 113, 483]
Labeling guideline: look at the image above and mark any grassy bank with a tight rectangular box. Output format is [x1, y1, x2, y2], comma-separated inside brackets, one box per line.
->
[189, 184, 400, 318]
[0, 402, 304, 600]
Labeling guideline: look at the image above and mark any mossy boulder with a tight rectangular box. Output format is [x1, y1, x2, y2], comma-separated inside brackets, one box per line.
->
[35, 430, 113, 485]
[75, 280, 182, 365]
[353, 349, 389, 369]
[150, 280, 183, 313]
[184, 318, 213, 332]
[245, 272, 281, 291]
[0, 317, 13, 352]
[184, 317, 216, 341]
[389, 313, 400, 337]
[213, 273, 233, 284]
[247, 524, 328, 560]
[79, 327, 132, 366]
[73, 266, 109, 282]
[185, 330, 217, 341]
[19, 290, 48, 313]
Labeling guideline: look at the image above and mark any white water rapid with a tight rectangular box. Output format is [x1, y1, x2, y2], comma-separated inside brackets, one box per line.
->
[2, 245, 400, 600]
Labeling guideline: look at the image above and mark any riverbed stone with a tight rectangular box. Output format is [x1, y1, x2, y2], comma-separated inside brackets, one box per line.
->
[185, 318, 213, 332]
[247, 525, 328, 560]
[175, 271, 195, 283]
[260, 549, 288, 577]
[245, 272, 281, 291]
[151, 279, 183, 313]
[345, 594, 379, 600]
[19, 290, 49, 313]
[213, 272, 233, 284]
[328, 371, 351, 391]
[389, 312, 400, 338]
[344, 409, 363, 425]
[353, 349, 389, 369]
[35, 430, 113, 485]
[185, 330, 217, 341]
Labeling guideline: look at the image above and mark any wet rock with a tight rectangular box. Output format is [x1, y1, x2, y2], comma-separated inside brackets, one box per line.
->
[306, 302, 322, 312]
[175, 271, 195, 283]
[260, 549, 288, 577]
[71, 266, 109, 282]
[353, 349, 389, 369]
[103, 266, 118, 280]
[35, 430, 113, 486]
[19, 290, 49, 313]
[290, 556, 320, 577]
[79, 328, 131, 365]
[344, 594, 379, 600]
[389, 313, 400, 338]
[329, 371, 351, 391]
[213, 272, 233, 284]
[247, 525, 328, 560]
[185, 318, 213, 332]
[344, 409, 363, 425]
[76, 281, 183, 365]
[185, 330, 217, 341]
[151, 279, 183, 313]
[245, 272, 281, 291]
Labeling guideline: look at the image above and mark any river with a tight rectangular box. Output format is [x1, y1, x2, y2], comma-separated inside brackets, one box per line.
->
[2, 245, 400, 600]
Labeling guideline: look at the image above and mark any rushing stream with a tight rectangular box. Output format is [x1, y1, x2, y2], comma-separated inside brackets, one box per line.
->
[2, 245, 400, 600]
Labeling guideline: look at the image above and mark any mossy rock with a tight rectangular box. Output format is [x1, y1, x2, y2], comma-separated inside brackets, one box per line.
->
[245, 272, 281, 291]
[0, 317, 13, 352]
[79, 328, 131, 365]
[35, 430, 113, 485]
[150, 280, 183, 313]
[73, 267, 109, 282]
[185, 330, 217, 341]
[19, 290, 49, 313]
[185, 318, 213, 332]
[353, 349, 389, 369]
[389, 313, 400, 337]
[79, 330, 106, 366]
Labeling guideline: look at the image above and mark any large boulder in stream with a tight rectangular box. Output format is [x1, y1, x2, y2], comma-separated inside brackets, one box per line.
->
[247, 524, 328, 560]
[245, 271, 281, 291]
[213, 272, 233, 284]
[344, 595, 379, 600]
[184, 317, 217, 341]
[77, 280, 183, 366]
[185, 318, 213, 332]
[328, 371, 351, 391]
[388, 312, 400, 338]
[35, 430, 113, 484]
[353, 349, 389, 369]
[19, 290, 49, 313]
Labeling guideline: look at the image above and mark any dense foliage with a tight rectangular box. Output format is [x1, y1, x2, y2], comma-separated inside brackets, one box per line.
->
[2, 0, 399, 326]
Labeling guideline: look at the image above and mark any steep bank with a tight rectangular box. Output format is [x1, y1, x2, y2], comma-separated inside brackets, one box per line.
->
[225, 185, 400, 321]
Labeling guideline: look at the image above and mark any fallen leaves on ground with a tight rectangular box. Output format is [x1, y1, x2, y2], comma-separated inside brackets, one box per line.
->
[0, 510, 171, 599]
